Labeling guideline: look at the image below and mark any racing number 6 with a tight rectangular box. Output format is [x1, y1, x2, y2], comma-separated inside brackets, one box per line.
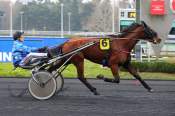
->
[100, 38, 110, 50]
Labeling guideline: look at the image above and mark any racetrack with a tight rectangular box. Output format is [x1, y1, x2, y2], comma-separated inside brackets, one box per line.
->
[0, 78, 175, 116]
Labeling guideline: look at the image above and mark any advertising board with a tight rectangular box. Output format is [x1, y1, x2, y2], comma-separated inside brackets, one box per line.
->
[0, 37, 68, 62]
[150, 0, 165, 15]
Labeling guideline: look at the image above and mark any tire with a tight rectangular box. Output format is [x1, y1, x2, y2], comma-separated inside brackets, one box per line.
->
[28, 71, 57, 100]
[55, 74, 64, 93]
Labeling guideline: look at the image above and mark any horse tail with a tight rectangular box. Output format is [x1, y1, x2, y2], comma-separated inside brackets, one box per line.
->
[47, 44, 64, 58]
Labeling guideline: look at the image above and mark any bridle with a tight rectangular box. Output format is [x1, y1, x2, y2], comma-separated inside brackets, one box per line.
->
[108, 24, 158, 54]
[115, 24, 157, 42]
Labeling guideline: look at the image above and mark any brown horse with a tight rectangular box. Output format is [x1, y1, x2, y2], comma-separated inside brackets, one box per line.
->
[48, 21, 161, 95]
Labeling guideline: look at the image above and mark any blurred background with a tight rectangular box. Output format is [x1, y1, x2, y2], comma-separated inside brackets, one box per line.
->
[0, 0, 136, 34]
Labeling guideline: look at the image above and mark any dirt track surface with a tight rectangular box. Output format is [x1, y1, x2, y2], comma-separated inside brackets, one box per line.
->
[0, 78, 175, 116]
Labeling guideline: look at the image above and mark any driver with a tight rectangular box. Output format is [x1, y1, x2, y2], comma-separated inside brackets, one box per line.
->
[12, 31, 48, 68]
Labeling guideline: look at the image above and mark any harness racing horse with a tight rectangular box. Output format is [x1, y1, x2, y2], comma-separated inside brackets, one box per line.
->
[48, 21, 161, 95]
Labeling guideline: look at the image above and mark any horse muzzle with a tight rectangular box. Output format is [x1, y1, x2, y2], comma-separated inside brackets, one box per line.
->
[153, 38, 161, 44]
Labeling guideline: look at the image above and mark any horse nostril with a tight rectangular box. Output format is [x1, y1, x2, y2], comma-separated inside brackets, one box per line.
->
[154, 38, 161, 44]
[157, 38, 161, 43]
[153, 39, 157, 44]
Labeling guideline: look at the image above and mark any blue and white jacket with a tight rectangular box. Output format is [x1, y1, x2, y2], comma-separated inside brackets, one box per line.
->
[12, 40, 37, 66]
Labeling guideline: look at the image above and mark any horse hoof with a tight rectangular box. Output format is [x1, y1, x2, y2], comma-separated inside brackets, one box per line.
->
[148, 89, 154, 93]
[113, 80, 120, 84]
[91, 88, 100, 95]
[96, 74, 104, 80]
[94, 91, 100, 95]
[116, 81, 120, 84]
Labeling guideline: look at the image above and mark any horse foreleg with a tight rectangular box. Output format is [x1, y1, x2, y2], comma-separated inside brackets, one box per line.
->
[74, 61, 100, 95]
[124, 63, 153, 92]
[97, 65, 120, 83]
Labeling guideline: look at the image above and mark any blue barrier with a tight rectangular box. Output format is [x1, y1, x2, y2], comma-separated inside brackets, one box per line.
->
[0, 37, 69, 62]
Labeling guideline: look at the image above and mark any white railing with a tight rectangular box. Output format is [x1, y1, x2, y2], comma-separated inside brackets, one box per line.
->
[0, 30, 115, 37]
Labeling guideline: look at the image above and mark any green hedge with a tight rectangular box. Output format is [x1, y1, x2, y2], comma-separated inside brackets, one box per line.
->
[127, 62, 175, 73]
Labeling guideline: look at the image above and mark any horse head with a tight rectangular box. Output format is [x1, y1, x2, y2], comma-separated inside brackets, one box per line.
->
[140, 21, 161, 44]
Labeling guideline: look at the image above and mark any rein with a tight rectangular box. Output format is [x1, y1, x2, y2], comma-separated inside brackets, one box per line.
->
[116, 49, 131, 54]
[112, 30, 145, 41]
[107, 32, 144, 54]
[93, 39, 133, 55]
[110, 37, 142, 41]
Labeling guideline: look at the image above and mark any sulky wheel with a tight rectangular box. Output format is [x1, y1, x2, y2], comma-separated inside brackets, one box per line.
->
[28, 71, 57, 100]
[55, 74, 64, 93]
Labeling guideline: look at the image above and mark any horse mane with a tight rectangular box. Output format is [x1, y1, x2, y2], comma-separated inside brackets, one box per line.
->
[106, 22, 140, 38]
[107, 34, 121, 38]
[118, 22, 140, 37]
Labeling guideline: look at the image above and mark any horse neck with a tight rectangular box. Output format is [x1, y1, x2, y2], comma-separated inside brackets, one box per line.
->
[123, 28, 144, 52]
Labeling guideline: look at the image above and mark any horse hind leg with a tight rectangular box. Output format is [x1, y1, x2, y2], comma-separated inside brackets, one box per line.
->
[47, 60, 64, 72]
[74, 60, 100, 95]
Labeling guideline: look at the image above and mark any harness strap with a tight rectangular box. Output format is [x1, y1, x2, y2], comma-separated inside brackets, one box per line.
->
[102, 50, 110, 67]
[117, 50, 131, 54]
[101, 40, 111, 67]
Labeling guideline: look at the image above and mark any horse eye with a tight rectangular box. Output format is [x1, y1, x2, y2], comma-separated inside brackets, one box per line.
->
[152, 31, 157, 37]
[155, 32, 158, 36]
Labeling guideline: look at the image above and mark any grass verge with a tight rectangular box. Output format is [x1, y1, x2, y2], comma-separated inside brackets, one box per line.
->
[0, 61, 175, 80]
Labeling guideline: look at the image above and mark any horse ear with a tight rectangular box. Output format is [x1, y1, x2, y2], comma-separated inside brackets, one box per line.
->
[141, 21, 147, 27]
